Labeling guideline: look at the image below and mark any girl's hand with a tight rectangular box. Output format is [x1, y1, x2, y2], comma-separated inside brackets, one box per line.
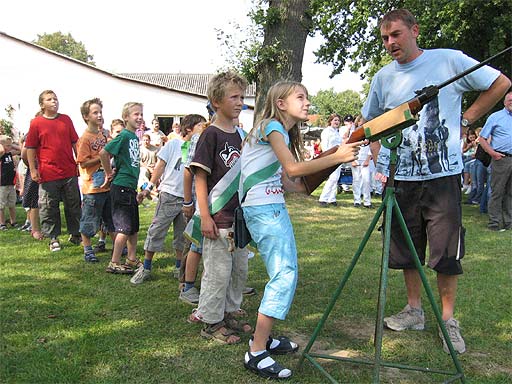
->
[336, 140, 366, 163]
[201, 215, 219, 240]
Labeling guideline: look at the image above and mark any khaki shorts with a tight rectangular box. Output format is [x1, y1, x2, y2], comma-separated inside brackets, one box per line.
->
[0, 185, 16, 209]
[388, 174, 464, 275]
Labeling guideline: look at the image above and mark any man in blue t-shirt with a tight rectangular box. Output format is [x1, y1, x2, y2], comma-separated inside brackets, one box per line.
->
[361, 9, 510, 354]
[478, 91, 512, 231]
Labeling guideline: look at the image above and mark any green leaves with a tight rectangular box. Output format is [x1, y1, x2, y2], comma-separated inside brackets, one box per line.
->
[33, 32, 95, 65]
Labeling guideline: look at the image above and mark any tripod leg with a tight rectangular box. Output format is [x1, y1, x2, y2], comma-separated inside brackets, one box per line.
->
[298, 196, 387, 370]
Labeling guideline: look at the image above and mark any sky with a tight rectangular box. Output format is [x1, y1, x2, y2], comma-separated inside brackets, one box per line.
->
[3, 0, 363, 95]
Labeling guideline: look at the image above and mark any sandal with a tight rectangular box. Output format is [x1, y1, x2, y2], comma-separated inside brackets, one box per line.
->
[229, 308, 248, 318]
[187, 308, 203, 324]
[244, 350, 292, 379]
[105, 261, 133, 274]
[250, 335, 299, 355]
[200, 321, 241, 344]
[124, 258, 143, 269]
[84, 252, 99, 263]
[224, 313, 253, 333]
[31, 230, 44, 240]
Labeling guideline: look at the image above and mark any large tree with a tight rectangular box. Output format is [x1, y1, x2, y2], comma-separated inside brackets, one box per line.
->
[254, 0, 313, 117]
[34, 32, 95, 65]
[311, 0, 511, 81]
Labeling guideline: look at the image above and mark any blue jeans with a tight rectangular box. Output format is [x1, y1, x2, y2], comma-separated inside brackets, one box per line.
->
[243, 203, 298, 320]
[480, 165, 492, 213]
[468, 159, 487, 203]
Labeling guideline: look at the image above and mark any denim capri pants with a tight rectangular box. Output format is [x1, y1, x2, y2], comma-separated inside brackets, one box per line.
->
[243, 203, 298, 320]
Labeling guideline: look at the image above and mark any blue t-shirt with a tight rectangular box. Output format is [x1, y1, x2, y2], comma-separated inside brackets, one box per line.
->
[480, 108, 512, 154]
[362, 49, 500, 181]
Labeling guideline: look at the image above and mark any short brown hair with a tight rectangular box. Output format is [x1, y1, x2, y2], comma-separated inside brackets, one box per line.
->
[80, 98, 103, 123]
[379, 9, 417, 29]
[180, 114, 206, 136]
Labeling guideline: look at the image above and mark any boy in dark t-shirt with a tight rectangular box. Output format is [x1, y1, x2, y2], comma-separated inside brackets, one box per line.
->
[0, 135, 19, 229]
[187, 71, 250, 344]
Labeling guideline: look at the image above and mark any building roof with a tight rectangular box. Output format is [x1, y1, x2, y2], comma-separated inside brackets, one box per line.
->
[119, 73, 256, 98]
[0, 31, 255, 100]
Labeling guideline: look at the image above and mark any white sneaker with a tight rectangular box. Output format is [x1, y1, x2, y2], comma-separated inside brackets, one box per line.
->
[179, 287, 200, 305]
[173, 267, 181, 279]
[130, 266, 151, 285]
[438, 318, 466, 354]
[384, 304, 425, 331]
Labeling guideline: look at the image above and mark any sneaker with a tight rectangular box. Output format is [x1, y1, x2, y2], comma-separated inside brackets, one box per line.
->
[18, 222, 31, 231]
[243, 286, 256, 296]
[438, 318, 466, 354]
[68, 234, 82, 245]
[9, 222, 18, 229]
[173, 267, 181, 279]
[354, 203, 361, 207]
[488, 225, 506, 232]
[329, 202, 338, 207]
[0, 224, 8, 231]
[318, 201, 328, 208]
[130, 265, 152, 284]
[49, 238, 61, 252]
[384, 304, 425, 331]
[93, 241, 107, 253]
[179, 287, 200, 305]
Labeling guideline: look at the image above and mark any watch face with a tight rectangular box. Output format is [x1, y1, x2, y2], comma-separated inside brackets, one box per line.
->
[461, 118, 469, 127]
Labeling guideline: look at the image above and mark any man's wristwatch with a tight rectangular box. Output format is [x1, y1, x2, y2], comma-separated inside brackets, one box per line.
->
[461, 117, 470, 128]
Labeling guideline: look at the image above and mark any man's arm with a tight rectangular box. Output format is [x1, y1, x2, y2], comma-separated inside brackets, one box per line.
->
[463, 74, 511, 124]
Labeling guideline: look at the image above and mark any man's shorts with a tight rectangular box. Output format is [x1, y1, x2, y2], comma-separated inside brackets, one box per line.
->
[0, 185, 16, 209]
[110, 184, 139, 235]
[388, 174, 464, 275]
[79, 192, 114, 238]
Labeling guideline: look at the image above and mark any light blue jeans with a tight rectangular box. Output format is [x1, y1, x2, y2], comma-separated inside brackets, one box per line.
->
[243, 203, 298, 320]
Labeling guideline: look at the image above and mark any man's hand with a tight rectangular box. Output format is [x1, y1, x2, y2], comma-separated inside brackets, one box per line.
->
[30, 169, 41, 183]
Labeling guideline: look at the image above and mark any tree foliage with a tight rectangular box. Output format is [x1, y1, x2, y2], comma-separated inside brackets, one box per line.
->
[33, 32, 95, 65]
[310, 88, 362, 125]
[311, 0, 511, 82]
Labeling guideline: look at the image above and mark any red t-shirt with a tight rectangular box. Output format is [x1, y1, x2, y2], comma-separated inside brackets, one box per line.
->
[25, 114, 79, 183]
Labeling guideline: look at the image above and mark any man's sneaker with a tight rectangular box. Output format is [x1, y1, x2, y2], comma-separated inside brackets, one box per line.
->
[384, 304, 425, 331]
[68, 234, 82, 245]
[49, 238, 61, 252]
[179, 287, 200, 305]
[18, 221, 31, 231]
[93, 241, 107, 253]
[438, 318, 466, 354]
[173, 267, 181, 279]
[130, 266, 152, 284]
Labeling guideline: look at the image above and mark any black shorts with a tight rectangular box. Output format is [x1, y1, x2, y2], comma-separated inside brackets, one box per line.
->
[110, 184, 139, 235]
[22, 168, 39, 209]
[387, 174, 464, 275]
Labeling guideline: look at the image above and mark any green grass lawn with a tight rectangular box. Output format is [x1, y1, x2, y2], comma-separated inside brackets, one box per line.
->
[1, 190, 511, 383]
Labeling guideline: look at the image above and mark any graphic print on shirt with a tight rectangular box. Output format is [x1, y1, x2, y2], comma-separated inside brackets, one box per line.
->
[219, 142, 240, 168]
[396, 98, 452, 177]
[128, 138, 140, 168]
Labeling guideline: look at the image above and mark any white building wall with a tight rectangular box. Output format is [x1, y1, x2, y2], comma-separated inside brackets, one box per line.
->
[0, 33, 254, 137]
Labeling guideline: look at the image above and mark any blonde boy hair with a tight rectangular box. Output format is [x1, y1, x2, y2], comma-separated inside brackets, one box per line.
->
[0, 135, 13, 145]
[122, 102, 143, 122]
[207, 71, 248, 111]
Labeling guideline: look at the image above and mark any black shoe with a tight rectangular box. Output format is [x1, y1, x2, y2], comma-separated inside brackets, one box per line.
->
[93, 241, 107, 253]
[68, 234, 82, 245]
[329, 202, 338, 207]
[364, 204, 373, 209]
[318, 202, 328, 208]
[354, 203, 361, 207]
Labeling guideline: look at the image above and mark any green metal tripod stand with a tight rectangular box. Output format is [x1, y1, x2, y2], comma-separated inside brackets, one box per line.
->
[298, 133, 465, 383]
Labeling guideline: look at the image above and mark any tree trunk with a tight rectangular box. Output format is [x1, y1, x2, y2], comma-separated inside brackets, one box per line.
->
[254, 0, 312, 122]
